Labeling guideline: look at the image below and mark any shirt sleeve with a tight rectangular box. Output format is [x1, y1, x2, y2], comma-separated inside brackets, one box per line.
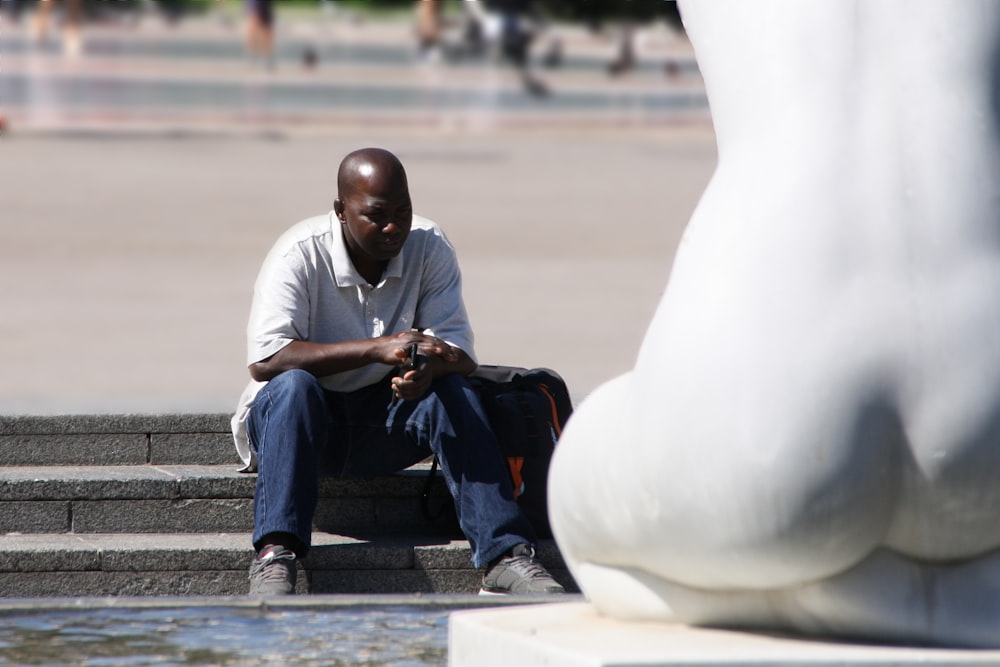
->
[415, 229, 478, 364]
[246, 242, 312, 366]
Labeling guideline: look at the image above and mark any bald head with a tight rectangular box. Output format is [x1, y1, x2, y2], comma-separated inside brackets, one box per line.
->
[337, 147, 407, 200]
[332, 148, 414, 279]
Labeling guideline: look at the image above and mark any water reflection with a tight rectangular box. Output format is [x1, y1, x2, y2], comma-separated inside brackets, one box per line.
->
[0, 606, 449, 666]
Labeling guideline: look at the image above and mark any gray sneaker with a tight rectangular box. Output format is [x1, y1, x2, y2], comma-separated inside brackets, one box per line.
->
[480, 544, 566, 595]
[248, 545, 297, 595]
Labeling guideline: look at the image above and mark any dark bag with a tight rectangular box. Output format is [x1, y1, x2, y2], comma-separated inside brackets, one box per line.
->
[421, 365, 573, 538]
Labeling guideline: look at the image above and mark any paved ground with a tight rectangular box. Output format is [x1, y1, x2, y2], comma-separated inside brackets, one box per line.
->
[0, 6, 717, 415]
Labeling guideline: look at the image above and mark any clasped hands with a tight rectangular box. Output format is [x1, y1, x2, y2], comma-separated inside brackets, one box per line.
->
[389, 331, 458, 401]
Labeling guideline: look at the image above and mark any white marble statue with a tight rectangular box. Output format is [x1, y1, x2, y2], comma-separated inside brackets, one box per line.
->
[548, 0, 1000, 648]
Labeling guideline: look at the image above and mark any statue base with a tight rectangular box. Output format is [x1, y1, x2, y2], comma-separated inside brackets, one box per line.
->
[449, 602, 1000, 666]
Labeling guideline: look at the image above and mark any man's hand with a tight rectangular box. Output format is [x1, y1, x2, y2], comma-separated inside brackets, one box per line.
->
[250, 331, 474, 386]
[391, 356, 430, 401]
[389, 331, 462, 401]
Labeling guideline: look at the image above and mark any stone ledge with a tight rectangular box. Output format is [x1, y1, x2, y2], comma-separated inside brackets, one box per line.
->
[0, 422, 237, 466]
[0, 534, 576, 596]
[449, 602, 1000, 667]
[0, 463, 445, 500]
[0, 463, 454, 535]
[0, 413, 231, 436]
[0, 496, 450, 535]
[0, 433, 154, 467]
[0, 417, 444, 466]
[0, 534, 567, 573]
[0, 569, 580, 597]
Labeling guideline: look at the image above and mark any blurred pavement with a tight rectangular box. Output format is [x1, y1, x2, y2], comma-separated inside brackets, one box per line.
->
[0, 5, 717, 415]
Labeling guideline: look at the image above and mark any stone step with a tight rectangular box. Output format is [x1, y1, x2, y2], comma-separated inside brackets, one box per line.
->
[0, 415, 577, 598]
[0, 533, 576, 597]
[0, 414, 236, 466]
[0, 463, 452, 537]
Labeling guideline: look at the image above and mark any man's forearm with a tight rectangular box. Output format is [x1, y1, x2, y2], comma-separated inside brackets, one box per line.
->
[249, 335, 477, 383]
[249, 340, 379, 382]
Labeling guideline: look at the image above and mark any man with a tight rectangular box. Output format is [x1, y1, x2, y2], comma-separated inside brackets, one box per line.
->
[231, 147, 564, 596]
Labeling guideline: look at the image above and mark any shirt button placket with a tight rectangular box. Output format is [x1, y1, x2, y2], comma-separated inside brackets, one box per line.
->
[367, 288, 379, 337]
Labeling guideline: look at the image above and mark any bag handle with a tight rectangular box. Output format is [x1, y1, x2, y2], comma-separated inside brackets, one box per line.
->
[421, 456, 456, 524]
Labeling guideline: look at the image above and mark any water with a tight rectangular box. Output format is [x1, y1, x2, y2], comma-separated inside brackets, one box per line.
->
[0, 72, 707, 115]
[0, 598, 509, 666]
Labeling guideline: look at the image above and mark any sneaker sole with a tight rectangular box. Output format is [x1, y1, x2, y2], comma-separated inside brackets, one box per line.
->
[478, 588, 510, 596]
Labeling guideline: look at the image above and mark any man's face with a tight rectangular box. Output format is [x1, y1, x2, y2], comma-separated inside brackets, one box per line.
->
[338, 164, 413, 265]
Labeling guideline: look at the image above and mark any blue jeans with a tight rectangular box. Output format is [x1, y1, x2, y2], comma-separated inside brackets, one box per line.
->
[246, 369, 537, 568]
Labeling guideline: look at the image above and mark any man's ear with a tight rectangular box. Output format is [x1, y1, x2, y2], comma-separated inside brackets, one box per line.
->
[333, 198, 345, 221]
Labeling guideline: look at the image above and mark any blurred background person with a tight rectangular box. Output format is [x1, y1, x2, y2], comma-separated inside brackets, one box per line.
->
[466, 0, 550, 96]
[1, 0, 25, 25]
[244, 0, 275, 68]
[31, 0, 84, 57]
[415, 0, 443, 62]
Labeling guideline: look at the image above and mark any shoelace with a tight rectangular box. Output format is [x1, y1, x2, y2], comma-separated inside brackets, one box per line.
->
[504, 552, 549, 581]
[250, 549, 295, 582]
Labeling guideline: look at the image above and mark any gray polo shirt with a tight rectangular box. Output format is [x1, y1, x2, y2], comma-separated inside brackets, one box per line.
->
[231, 212, 476, 467]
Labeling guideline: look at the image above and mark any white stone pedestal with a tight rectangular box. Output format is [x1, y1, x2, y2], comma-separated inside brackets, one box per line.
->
[448, 602, 1000, 667]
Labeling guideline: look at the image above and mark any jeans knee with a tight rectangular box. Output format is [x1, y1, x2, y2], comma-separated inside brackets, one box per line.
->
[265, 369, 324, 403]
[420, 373, 486, 426]
[432, 373, 473, 400]
[249, 369, 328, 455]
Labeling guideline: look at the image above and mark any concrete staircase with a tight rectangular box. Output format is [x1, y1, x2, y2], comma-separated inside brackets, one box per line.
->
[0, 414, 574, 596]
